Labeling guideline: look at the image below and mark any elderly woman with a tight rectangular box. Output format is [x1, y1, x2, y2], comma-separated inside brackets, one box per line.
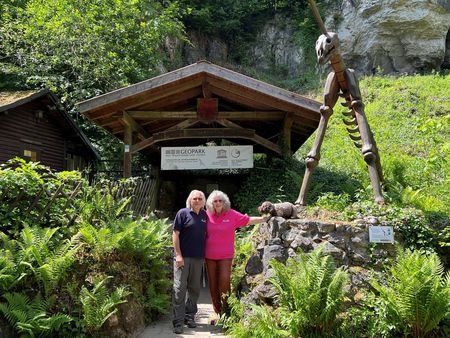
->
[205, 190, 266, 319]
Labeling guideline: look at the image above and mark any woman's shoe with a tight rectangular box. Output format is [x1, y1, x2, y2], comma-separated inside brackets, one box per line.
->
[208, 314, 219, 326]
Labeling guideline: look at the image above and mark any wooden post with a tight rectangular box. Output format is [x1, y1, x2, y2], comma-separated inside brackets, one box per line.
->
[282, 112, 293, 156]
[123, 124, 132, 178]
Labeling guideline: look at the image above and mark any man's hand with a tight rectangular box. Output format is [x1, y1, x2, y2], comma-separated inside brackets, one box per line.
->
[175, 254, 184, 268]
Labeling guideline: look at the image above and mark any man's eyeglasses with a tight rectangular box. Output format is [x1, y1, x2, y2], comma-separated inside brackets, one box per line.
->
[192, 197, 203, 201]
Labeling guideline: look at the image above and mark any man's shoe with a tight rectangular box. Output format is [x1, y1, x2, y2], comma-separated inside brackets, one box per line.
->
[184, 318, 197, 328]
[173, 325, 183, 334]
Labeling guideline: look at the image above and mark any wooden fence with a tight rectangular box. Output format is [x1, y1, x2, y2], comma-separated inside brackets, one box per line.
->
[101, 177, 159, 215]
[1, 177, 159, 227]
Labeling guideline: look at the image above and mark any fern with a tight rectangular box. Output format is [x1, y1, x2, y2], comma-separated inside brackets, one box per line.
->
[144, 282, 171, 316]
[0, 292, 72, 336]
[78, 222, 121, 260]
[78, 187, 131, 226]
[227, 304, 289, 338]
[371, 248, 450, 337]
[80, 276, 131, 332]
[16, 226, 81, 296]
[116, 217, 171, 263]
[269, 245, 349, 336]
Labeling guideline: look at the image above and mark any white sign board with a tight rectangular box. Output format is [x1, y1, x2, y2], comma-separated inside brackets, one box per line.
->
[369, 226, 394, 244]
[161, 146, 253, 170]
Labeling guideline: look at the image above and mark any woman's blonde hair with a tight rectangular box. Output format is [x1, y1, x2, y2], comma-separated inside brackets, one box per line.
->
[206, 190, 231, 213]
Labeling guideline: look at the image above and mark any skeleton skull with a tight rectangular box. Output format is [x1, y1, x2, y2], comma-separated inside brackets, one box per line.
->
[315, 32, 340, 65]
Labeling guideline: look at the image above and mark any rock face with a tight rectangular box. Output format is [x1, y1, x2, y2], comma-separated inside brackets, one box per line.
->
[332, 0, 450, 74]
[178, 1, 450, 76]
[238, 216, 396, 307]
[251, 16, 307, 76]
[183, 31, 228, 64]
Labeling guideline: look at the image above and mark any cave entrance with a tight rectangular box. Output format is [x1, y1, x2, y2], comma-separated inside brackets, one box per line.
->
[158, 171, 249, 218]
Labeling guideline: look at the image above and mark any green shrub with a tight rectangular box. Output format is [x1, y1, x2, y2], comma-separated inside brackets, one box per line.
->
[371, 248, 450, 337]
[315, 192, 351, 212]
[227, 304, 289, 338]
[234, 157, 304, 214]
[0, 158, 85, 236]
[0, 163, 173, 336]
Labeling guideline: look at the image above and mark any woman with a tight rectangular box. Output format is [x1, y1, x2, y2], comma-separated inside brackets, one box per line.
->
[205, 190, 267, 319]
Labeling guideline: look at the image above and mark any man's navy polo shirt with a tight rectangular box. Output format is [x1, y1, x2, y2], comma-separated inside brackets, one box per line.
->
[173, 207, 207, 257]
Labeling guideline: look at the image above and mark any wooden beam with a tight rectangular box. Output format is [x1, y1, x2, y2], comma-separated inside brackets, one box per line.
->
[202, 63, 321, 112]
[78, 64, 208, 113]
[120, 110, 150, 141]
[84, 75, 204, 120]
[216, 119, 281, 154]
[140, 86, 202, 111]
[282, 112, 294, 155]
[123, 124, 132, 178]
[131, 128, 254, 153]
[208, 83, 274, 110]
[165, 119, 200, 131]
[128, 110, 285, 121]
[206, 77, 320, 124]
[131, 127, 284, 154]
[202, 79, 212, 98]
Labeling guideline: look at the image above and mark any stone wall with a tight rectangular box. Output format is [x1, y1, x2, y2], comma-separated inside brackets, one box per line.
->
[237, 216, 396, 306]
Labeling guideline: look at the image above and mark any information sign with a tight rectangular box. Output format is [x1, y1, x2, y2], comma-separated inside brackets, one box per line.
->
[369, 226, 394, 244]
[161, 146, 253, 170]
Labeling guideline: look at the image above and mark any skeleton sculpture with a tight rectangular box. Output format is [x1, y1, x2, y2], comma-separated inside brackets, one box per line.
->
[296, 0, 384, 205]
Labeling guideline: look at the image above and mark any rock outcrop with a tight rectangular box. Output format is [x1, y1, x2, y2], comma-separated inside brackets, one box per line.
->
[331, 0, 450, 74]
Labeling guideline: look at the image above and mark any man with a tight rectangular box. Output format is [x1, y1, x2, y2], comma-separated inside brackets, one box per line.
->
[172, 189, 207, 334]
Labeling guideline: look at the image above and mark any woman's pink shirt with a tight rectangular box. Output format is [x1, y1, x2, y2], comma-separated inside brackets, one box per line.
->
[205, 209, 250, 259]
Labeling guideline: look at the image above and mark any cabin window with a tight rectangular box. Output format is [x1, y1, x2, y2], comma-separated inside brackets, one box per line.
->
[66, 153, 86, 171]
[23, 149, 38, 162]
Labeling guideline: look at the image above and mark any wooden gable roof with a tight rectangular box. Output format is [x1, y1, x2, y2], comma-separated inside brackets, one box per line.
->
[78, 61, 321, 161]
[0, 89, 100, 161]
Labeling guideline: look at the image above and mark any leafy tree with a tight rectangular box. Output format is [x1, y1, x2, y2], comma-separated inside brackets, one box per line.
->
[0, 0, 186, 162]
[1, 0, 185, 101]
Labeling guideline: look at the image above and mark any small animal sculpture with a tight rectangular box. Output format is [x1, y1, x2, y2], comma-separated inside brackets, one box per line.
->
[258, 201, 299, 219]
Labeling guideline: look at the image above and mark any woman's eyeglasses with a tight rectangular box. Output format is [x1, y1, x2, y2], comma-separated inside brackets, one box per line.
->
[213, 199, 223, 203]
[192, 197, 203, 201]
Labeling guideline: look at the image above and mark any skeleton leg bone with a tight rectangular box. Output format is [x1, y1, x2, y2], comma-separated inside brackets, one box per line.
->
[296, 72, 339, 205]
[296, 105, 333, 205]
[346, 69, 384, 204]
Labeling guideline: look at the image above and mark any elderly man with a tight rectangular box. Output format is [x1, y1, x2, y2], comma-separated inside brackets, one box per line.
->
[172, 189, 207, 334]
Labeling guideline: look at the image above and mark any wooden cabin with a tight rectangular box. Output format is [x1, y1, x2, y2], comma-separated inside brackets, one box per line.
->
[0, 90, 99, 171]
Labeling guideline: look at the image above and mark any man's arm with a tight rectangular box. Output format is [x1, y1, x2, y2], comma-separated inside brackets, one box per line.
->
[172, 230, 184, 268]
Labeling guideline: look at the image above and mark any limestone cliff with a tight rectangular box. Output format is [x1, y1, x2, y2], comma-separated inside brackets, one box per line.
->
[179, 1, 450, 76]
[333, 0, 450, 74]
